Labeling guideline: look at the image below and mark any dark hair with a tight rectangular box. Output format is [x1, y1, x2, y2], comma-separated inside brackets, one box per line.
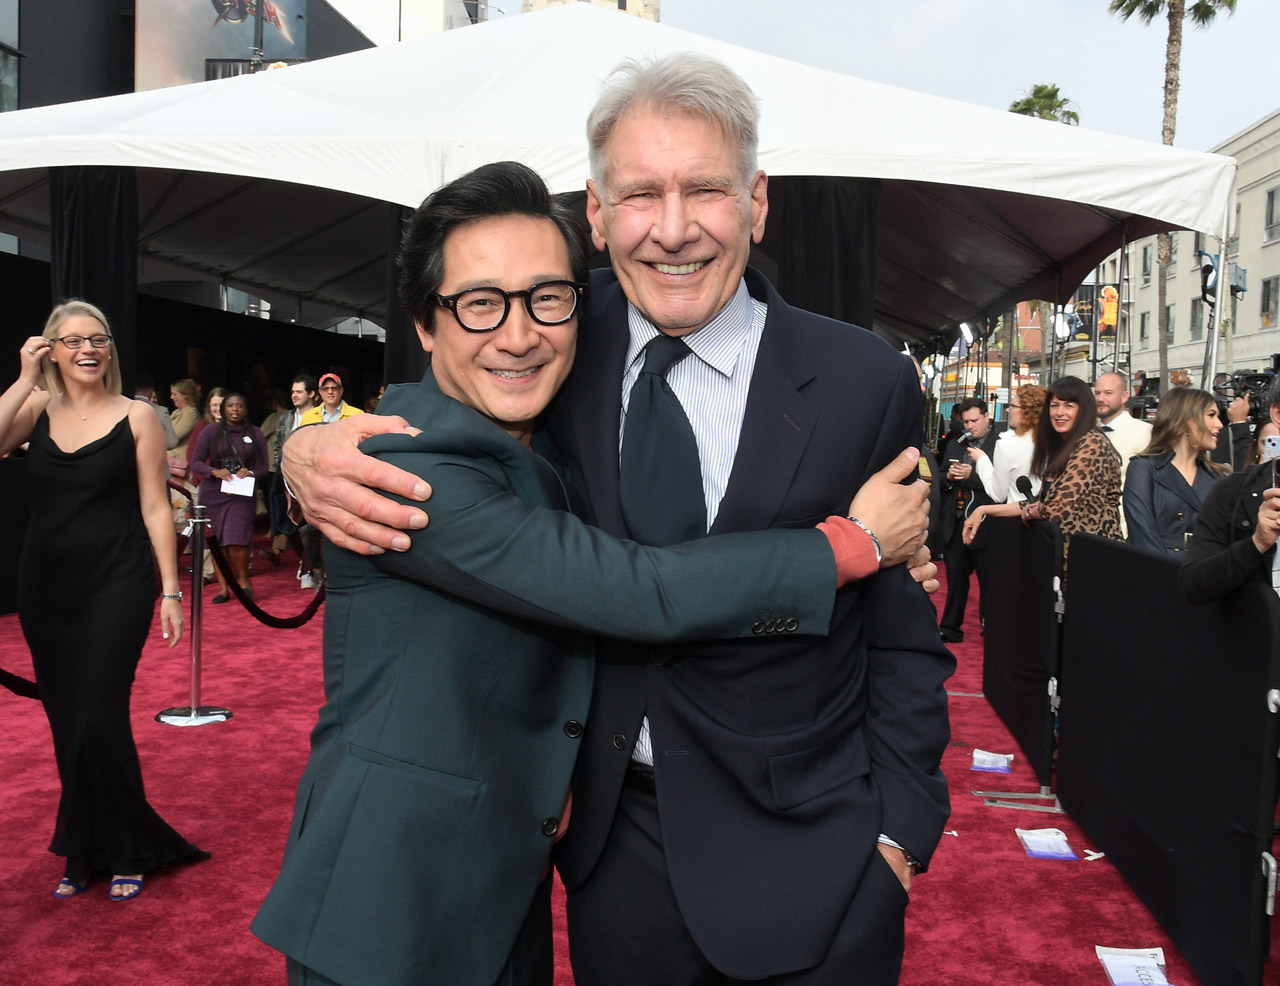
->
[397, 161, 588, 331]
[210, 392, 254, 469]
[956, 398, 988, 417]
[1031, 376, 1098, 481]
[292, 373, 318, 401]
[1138, 386, 1229, 476]
[134, 371, 155, 393]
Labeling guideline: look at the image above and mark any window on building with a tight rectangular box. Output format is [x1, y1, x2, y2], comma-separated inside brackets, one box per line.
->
[1139, 311, 1150, 349]
[1166, 305, 1175, 343]
[1263, 276, 1279, 330]
[1267, 188, 1280, 244]
[1141, 245, 1152, 286]
[1190, 298, 1203, 341]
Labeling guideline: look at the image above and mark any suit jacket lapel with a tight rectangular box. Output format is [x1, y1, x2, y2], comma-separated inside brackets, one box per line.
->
[1151, 453, 1207, 511]
[554, 272, 632, 538]
[711, 272, 817, 535]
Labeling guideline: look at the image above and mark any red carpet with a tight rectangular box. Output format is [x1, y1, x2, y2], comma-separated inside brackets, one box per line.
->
[0, 538, 1274, 985]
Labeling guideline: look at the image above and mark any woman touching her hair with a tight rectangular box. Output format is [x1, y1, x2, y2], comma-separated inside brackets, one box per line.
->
[0, 301, 208, 902]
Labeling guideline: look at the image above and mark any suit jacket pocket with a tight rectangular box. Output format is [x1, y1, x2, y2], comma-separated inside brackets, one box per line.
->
[347, 742, 484, 794]
[769, 729, 869, 810]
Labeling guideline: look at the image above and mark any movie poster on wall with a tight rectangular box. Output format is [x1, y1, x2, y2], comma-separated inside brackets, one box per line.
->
[137, 0, 307, 92]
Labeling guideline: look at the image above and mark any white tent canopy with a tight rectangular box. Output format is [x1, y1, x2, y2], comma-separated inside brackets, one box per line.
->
[0, 3, 1236, 343]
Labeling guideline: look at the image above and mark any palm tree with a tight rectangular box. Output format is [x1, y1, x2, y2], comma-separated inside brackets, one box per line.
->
[1009, 83, 1080, 379]
[1008, 84, 1080, 126]
[1109, 0, 1237, 395]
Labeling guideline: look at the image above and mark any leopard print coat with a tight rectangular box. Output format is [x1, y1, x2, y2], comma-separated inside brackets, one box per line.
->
[1039, 428, 1123, 559]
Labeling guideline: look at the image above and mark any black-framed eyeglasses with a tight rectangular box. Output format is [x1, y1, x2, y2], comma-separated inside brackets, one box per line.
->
[435, 280, 587, 333]
[55, 334, 113, 350]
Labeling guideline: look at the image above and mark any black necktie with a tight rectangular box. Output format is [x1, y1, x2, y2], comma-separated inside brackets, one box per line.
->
[1099, 424, 1114, 432]
[620, 334, 704, 546]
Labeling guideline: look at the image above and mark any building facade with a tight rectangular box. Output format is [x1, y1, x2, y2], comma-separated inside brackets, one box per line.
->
[1122, 109, 1280, 393]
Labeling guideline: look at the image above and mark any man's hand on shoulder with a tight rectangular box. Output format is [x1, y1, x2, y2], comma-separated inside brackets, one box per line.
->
[846, 447, 930, 569]
[281, 414, 431, 555]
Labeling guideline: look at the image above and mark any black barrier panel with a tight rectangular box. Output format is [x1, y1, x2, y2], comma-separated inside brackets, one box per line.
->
[981, 517, 1064, 789]
[1058, 534, 1280, 986]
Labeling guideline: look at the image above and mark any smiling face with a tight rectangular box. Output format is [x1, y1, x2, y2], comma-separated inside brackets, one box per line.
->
[586, 106, 768, 338]
[208, 393, 224, 422]
[290, 381, 313, 408]
[1049, 398, 1079, 435]
[418, 214, 577, 447]
[50, 314, 112, 385]
[1196, 403, 1223, 450]
[318, 381, 343, 411]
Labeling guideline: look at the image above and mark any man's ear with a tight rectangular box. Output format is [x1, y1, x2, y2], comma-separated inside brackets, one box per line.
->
[748, 170, 769, 244]
[415, 319, 434, 354]
[585, 180, 609, 254]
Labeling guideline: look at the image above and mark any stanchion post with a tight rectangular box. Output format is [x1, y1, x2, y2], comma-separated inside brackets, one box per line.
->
[156, 502, 233, 726]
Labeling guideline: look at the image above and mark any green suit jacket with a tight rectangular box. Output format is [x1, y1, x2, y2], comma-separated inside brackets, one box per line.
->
[252, 371, 838, 986]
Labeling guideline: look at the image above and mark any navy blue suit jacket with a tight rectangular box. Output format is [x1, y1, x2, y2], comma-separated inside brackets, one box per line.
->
[551, 267, 954, 979]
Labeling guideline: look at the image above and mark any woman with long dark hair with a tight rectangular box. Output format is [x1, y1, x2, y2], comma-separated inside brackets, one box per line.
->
[0, 300, 207, 900]
[1124, 387, 1227, 555]
[1025, 375, 1123, 552]
[189, 391, 268, 601]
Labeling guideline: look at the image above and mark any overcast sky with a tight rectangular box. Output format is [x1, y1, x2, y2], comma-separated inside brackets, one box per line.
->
[330, 0, 1279, 153]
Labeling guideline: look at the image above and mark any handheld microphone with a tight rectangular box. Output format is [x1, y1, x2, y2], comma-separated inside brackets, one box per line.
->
[1016, 476, 1035, 503]
[954, 429, 973, 445]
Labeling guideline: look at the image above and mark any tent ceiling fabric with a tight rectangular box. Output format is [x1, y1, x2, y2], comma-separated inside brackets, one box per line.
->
[0, 3, 1235, 345]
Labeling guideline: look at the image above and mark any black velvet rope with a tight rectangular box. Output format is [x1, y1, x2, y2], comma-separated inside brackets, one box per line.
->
[1, 485, 324, 700]
[204, 531, 326, 629]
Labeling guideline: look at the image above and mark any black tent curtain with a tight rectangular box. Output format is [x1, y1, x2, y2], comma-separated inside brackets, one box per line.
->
[48, 166, 139, 393]
[760, 176, 881, 333]
[382, 204, 423, 386]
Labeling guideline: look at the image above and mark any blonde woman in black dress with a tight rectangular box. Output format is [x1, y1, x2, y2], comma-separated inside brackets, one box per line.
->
[0, 300, 208, 900]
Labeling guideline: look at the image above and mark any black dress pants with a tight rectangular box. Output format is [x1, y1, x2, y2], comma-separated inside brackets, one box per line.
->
[566, 784, 907, 986]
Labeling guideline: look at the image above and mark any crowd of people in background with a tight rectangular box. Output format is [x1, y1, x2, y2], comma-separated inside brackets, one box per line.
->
[114, 369, 374, 595]
[938, 365, 1278, 638]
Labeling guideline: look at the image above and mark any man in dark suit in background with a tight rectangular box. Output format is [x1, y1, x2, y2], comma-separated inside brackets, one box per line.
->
[937, 398, 999, 643]
[281, 53, 952, 986]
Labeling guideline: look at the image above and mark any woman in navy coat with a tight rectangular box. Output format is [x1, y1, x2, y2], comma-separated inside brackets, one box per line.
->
[1124, 387, 1228, 556]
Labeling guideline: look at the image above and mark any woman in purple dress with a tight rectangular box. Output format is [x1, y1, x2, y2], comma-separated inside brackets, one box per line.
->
[190, 392, 268, 602]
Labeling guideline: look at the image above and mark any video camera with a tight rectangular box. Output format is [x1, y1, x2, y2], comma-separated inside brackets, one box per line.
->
[1212, 364, 1277, 426]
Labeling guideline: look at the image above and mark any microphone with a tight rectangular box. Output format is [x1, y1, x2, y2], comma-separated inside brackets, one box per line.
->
[954, 429, 973, 445]
[1016, 476, 1035, 503]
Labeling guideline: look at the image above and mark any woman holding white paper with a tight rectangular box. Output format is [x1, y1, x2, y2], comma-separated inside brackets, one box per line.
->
[189, 392, 267, 602]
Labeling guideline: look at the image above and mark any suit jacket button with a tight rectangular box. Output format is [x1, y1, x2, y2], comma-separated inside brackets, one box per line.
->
[564, 720, 583, 739]
[785, 618, 799, 632]
[542, 817, 559, 837]
[752, 621, 765, 634]
[612, 732, 627, 751]
[1176, 512, 1185, 520]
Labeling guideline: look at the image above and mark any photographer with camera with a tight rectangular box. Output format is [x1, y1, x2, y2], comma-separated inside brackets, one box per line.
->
[1179, 377, 1280, 603]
